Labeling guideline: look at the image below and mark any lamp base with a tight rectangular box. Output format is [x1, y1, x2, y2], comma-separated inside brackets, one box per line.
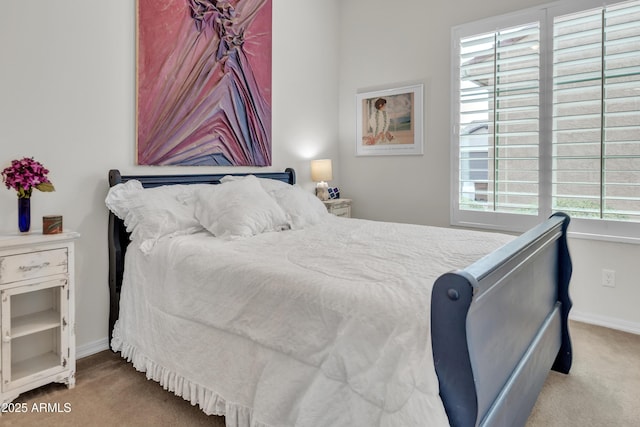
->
[315, 182, 329, 201]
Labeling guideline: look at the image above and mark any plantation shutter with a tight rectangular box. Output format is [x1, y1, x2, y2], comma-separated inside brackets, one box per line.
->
[552, 0, 640, 222]
[458, 23, 540, 215]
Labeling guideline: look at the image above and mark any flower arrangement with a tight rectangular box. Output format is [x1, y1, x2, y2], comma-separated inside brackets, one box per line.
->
[1, 157, 55, 198]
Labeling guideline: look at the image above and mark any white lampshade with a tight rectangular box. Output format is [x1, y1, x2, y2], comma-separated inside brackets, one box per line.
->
[311, 159, 333, 182]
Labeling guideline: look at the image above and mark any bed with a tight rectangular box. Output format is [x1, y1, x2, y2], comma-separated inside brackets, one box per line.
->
[106, 168, 572, 427]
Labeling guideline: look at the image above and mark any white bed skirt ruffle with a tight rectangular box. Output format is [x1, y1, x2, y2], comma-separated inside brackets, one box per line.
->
[112, 334, 270, 427]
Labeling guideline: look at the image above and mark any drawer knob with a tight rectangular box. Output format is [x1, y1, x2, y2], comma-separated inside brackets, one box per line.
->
[2, 331, 11, 343]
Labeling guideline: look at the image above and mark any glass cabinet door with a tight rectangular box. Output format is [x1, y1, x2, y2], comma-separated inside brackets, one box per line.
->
[1, 278, 69, 392]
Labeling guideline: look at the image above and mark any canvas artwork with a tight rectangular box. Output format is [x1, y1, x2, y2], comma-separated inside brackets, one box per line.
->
[136, 0, 272, 166]
[356, 84, 423, 156]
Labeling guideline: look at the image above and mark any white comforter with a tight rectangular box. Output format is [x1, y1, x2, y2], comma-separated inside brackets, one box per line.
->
[112, 216, 513, 427]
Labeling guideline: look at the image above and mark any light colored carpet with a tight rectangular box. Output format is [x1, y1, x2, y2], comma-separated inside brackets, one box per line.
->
[3, 321, 639, 426]
[527, 321, 640, 426]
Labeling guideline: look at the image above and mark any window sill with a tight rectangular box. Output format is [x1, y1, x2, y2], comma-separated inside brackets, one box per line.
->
[452, 210, 640, 245]
[567, 231, 640, 245]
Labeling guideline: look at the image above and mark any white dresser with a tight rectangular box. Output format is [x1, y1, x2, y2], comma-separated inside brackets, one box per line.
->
[323, 199, 352, 218]
[0, 231, 79, 404]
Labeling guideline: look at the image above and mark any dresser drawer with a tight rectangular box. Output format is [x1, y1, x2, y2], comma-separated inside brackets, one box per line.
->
[323, 199, 352, 218]
[332, 206, 351, 217]
[0, 248, 68, 285]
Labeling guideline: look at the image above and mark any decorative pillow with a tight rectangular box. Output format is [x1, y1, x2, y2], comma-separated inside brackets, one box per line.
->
[270, 185, 329, 229]
[194, 176, 289, 238]
[219, 175, 329, 229]
[220, 174, 290, 194]
[105, 181, 204, 253]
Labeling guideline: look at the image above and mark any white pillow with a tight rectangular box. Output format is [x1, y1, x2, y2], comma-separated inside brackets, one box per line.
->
[105, 181, 204, 253]
[220, 174, 290, 193]
[271, 185, 329, 229]
[194, 176, 289, 238]
[220, 175, 329, 229]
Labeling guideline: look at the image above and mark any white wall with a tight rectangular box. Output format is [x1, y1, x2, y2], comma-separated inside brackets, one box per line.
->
[337, 0, 640, 333]
[0, 0, 340, 353]
[568, 238, 640, 333]
[1, 0, 637, 356]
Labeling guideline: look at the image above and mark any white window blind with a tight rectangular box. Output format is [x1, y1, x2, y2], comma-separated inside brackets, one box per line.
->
[458, 24, 540, 215]
[453, 0, 640, 240]
[552, 0, 640, 222]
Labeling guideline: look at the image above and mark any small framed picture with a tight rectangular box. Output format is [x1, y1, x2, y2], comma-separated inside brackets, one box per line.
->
[356, 84, 424, 156]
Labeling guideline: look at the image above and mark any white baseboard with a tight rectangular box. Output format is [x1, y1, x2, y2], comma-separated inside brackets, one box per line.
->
[570, 311, 640, 335]
[77, 337, 110, 359]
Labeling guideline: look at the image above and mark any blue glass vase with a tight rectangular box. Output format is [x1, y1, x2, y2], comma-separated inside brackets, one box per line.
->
[18, 197, 31, 232]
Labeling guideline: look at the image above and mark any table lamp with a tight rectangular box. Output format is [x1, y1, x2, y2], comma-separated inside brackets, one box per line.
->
[311, 159, 333, 201]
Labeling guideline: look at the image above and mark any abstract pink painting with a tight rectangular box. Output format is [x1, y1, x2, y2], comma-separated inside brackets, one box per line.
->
[137, 0, 272, 166]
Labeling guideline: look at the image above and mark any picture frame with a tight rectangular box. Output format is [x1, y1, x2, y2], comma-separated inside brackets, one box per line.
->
[355, 84, 424, 156]
[136, 0, 273, 166]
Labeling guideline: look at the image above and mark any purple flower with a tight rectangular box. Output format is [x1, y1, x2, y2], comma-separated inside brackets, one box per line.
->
[1, 157, 55, 198]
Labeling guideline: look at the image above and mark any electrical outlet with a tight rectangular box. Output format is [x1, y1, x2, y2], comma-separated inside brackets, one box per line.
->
[602, 269, 616, 288]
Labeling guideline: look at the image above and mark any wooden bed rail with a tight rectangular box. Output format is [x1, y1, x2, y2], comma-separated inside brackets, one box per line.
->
[431, 213, 572, 427]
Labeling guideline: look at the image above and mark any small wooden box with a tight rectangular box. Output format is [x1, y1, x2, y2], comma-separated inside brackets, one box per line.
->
[43, 215, 63, 234]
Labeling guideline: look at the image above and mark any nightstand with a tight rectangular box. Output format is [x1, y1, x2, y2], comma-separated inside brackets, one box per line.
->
[323, 199, 352, 218]
[0, 231, 79, 404]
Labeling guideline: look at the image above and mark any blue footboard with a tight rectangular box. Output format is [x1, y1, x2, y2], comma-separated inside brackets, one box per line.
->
[431, 213, 572, 427]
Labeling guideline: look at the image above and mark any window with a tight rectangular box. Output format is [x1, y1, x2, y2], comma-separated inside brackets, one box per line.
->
[452, 0, 640, 241]
[457, 22, 540, 216]
[553, 2, 640, 222]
